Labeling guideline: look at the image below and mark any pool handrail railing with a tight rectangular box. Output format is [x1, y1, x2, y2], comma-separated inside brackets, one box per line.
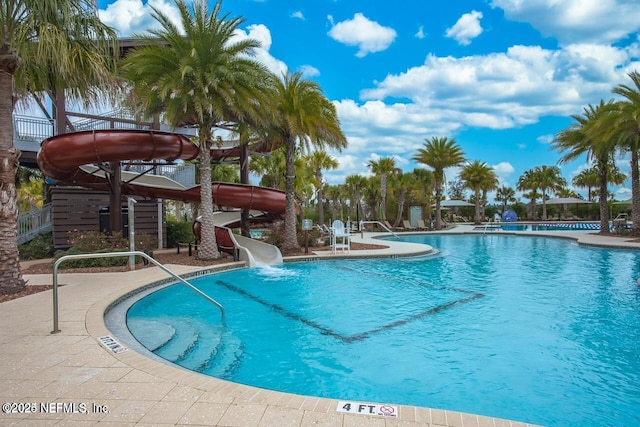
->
[51, 251, 225, 334]
[359, 220, 400, 239]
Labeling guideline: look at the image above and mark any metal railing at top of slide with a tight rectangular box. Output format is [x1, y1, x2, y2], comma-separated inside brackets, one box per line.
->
[51, 251, 225, 334]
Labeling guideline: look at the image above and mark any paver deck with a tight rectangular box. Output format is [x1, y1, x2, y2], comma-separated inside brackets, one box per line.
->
[4, 225, 636, 426]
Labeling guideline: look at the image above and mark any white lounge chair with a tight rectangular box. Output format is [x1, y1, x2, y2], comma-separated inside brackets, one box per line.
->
[331, 220, 351, 254]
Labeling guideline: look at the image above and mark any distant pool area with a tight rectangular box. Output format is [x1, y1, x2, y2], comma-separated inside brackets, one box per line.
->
[123, 234, 640, 427]
[477, 221, 601, 231]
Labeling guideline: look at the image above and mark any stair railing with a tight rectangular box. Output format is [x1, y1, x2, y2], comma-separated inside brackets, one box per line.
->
[51, 251, 225, 334]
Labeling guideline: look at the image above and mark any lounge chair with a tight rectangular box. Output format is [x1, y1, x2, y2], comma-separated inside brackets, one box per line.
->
[316, 223, 331, 234]
[403, 220, 416, 230]
[330, 220, 351, 253]
[417, 219, 428, 230]
[383, 220, 400, 232]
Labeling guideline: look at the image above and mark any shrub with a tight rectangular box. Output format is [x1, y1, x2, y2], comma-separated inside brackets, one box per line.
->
[167, 219, 196, 248]
[264, 223, 284, 248]
[55, 246, 130, 269]
[66, 230, 128, 252]
[298, 228, 322, 247]
[133, 232, 157, 252]
[56, 230, 131, 269]
[19, 232, 54, 260]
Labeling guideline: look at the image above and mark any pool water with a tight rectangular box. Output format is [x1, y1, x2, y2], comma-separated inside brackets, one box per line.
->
[498, 222, 601, 231]
[126, 235, 640, 426]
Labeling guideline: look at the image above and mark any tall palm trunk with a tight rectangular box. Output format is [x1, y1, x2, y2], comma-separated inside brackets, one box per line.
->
[473, 189, 481, 224]
[197, 130, 219, 260]
[0, 52, 26, 294]
[435, 178, 443, 230]
[317, 175, 325, 225]
[283, 139, 299, 250]
[597, 158, 610, 235]
[380, 173, 387, 221]
[630, 149, 640, 234]
[393, 189, 407, 228]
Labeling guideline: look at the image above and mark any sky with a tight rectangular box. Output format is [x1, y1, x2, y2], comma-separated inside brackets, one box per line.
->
[94, 0, 640, 202]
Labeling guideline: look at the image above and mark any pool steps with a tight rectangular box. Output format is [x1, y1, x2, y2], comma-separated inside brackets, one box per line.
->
[131, 317, 244, 378]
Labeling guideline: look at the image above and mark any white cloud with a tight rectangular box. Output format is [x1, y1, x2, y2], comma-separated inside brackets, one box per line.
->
[415, 26, 426, 39]
[236, 24, 288, 76]
[491, 0, 640, 45]
[537, 134, 554, 145]
[299, 65, 320, 77]
[492, 161, 515, 178]
[358, 44, 639, 130]
[328, 13, 397, 57]
[445, 10, 483, 46]
[290, 11, 304, 20]
[99, 0, 182, 36]
[614, 187, 632, 200]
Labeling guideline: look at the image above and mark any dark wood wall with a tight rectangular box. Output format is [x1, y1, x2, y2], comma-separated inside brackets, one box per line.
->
[51, 187, 166, 249]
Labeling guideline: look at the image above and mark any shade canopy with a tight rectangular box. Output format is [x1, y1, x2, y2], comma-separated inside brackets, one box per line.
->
[544, 197, 590, 205]
[434, 199, 474, 207]
[612, 199, 632, 205]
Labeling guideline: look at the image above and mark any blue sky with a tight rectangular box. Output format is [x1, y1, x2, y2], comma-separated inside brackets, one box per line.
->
[95, 0, 640, 202]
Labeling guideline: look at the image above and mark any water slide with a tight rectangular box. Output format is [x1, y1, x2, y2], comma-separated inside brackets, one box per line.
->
[207, 211, 283, 267]
[37, 129, 286, 266]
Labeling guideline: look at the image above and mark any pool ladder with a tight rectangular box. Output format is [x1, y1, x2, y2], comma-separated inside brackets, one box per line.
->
[50, 251, 225, 334]
[483, 221, 500, 234]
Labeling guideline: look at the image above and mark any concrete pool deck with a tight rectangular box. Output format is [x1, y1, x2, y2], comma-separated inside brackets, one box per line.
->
[3, 226, 638, 426]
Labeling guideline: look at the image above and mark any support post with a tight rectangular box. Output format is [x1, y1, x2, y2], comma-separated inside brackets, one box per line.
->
[128, 197, 137, 270]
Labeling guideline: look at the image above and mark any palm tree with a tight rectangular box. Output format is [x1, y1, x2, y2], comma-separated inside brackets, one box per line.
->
[460, 160, 497, 224]
[412, 137, 466, 230]
[390, 171, 420, 228]
[345, 174, 367, 224]
[410, 168, 435, 224]
[534, 165, 567, 220]
[324, 184, 343, 221]
[572, 168, 600, 203]
[495, 185, 516, 214]
[572, 164, 625, 220]
[517, 169, 540, 220]
[17, 170, 44, 212]
[308, 151, 338, 225]
[554, 101, 618, 234]
[268, 71, 347, 251]
[611, 71, 640, 234]
[368, 157, 397, 221]
[121, 0, 271, 260]
[0, 0, 118, 294]
[250, 148, 286, 190]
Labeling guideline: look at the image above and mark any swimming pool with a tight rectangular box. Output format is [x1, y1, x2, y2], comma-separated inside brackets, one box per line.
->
[479, 222, 602, 231]
[125, 234, 640, 426]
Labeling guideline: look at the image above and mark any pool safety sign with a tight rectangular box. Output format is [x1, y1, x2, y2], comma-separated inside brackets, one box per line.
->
[98, 335, 128, 354]
[337, 401, 398, 417]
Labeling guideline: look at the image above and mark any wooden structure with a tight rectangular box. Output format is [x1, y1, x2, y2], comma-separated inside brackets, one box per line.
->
[50, 187, 166, 249]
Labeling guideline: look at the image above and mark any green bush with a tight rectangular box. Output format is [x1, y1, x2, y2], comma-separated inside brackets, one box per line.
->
[66, 230, 128, 252]
[298, 228, 322, 247]
[56, 230, 131, 269]
[19, 232, 54, 260]
[167, 219, 195, 248]
[55, 246, 130, 269]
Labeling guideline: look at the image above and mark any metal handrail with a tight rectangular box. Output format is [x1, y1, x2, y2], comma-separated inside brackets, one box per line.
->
[17, 203, 53, 244]
[359, 220, 400, 238]
[51, 251, 224, 334]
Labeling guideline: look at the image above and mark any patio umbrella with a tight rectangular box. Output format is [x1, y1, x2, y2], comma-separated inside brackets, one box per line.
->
[433, 199, 474, 207]
[544, 197, 590, 205]
[544, 197, 591, 219]
[612, 199, 632, 205]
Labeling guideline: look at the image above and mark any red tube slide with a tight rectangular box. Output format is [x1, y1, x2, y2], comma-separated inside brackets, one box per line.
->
[37, 129, 286, 214]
